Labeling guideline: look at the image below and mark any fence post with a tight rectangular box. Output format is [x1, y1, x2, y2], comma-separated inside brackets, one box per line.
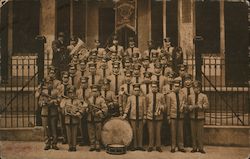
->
[35, 35, 46, 84]
[193, 36, 203, 82]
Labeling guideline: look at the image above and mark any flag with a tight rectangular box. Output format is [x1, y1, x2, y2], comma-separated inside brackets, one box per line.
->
[114, 0, 137, 33]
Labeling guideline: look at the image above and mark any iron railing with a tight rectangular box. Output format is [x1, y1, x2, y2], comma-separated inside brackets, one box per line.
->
[0, 54, 249, 128]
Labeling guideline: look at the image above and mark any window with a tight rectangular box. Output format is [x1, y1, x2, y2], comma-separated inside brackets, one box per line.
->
[151, 0, 163, 48]
[196, 0, 220, 54]
[13, 0, 40, 54]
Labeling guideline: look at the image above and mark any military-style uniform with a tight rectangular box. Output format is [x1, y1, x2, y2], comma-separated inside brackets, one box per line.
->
[145, 81, 165, 152]
[57, 72, 72, 144]
[107, 61, 124, 95]
[187, 81, 209, 153]
[151, 63, 167, 93]
[36, 85, 60, 150]
[166, 79, 187, 152]
[180, 74, 195, 147]
[119, 70, 134, 114]
[68, 64, 80, 88]
[60, 86, 85, 151]
[108, 35, 124, 58]
[52, 32, 70, 80]
[140, 71, 152, 96]
[98, 57, 109, 78]
[87, 62, 102, 87]
[76, 77, 91, 146]
[142, 40, 155, 61]
[123, 83, 146, 151]
[141, 56, 152, 73]
[87, 85, 108, 151]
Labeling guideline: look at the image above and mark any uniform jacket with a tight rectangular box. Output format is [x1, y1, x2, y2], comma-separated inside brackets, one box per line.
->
[100, 90, 117, 104]
[151, 74, 167, 93]
[187, 93, 209, 119]
[87, 96, 108, 122]
[76, 87, 92, 101]
[60, 97, 85, 124]
[88, 74, 102, 87]
[166, 91, 187, 119]
[108, 45, 124, 57]
[145, 92, 165, 120]
[107, 74, 124, 94]
[124, 95, 146, 120]
[36, 89, 60, 117]
[125, 47, 141, 58]
[52, 40, 71, 70]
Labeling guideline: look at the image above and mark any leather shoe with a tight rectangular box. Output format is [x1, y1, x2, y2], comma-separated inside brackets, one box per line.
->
[137, 147, 146, 151]
[130, 147, 136, 151]
[170, 149, 175, 153]
[89, 147, 95, 151]
[72, 147, 76, 151]
[147, 147, 153, 152]
[178, 148, 186, 153]
[191, 149, 197, 153]
[156, 147, 162, 152]
[44, 145, 50, 150]
[198, 149, 206, 154]
[52, 145, 59, 150]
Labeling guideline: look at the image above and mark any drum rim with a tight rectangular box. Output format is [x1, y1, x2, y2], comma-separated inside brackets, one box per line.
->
[107, 144, 126, 148]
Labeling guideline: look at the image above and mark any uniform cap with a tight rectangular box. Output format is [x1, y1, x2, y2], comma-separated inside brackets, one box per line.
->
[80, 76, 89, 83]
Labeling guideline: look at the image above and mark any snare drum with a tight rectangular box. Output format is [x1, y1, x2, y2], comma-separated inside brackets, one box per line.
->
[101, 117, 133, 155]
[106, 144, 126, 155]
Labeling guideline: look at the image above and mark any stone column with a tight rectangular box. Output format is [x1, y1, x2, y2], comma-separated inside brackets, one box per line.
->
[138, 0, 150, 52]
[8, 1, 13, 56]
[40, 0, 56, 58]
[86, 1, 99, 48]
[178, 0, 195, 57]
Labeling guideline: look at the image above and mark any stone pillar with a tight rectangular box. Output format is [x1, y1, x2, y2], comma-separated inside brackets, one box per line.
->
[40, 0, 56, 57]
[220, 0, 225, 56]
[220, 0, 225, 86]
[86, 1, 99, 48]
[8, 1, 13, 56]
[178, 0, 195, 57]
[138, 0, 150, 52]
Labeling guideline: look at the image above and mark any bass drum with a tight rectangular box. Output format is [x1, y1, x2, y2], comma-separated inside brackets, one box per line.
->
[101, 117, 133, 147]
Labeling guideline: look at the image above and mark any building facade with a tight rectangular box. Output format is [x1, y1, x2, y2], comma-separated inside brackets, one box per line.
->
[0, 0, 249, 85]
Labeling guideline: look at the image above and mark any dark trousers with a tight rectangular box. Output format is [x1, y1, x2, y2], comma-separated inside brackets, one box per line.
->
[191, 119, 204, 150]
[42, 116, 58, 146]
[162, 116, 171, 145]
[79, 115, 89, 144]
[87, 122, 102, 149]
[147, 120, 162, 148]
[170, 118, 184, 150]
[183, 113, 192, 147]
[130, 120, 143, 148]
[59, 113, 67, 142]
[65, 124, 78, 148]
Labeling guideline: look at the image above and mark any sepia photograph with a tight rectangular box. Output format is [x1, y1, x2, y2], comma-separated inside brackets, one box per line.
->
[0, 0, 249, 158]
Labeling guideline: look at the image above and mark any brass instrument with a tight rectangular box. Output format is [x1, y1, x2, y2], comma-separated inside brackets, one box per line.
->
[64, 103, 86, 117]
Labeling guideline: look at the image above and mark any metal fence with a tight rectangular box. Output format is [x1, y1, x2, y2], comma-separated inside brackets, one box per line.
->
[0, 54, 249, 128]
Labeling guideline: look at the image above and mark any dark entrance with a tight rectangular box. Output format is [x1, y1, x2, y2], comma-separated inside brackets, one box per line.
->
[224, 2, 248, 86]
[0, 1, 9, 83]
[99, 8, 115, 48]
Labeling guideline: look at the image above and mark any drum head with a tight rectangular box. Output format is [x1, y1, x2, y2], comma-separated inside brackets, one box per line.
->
[101, 118, 133, 146]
